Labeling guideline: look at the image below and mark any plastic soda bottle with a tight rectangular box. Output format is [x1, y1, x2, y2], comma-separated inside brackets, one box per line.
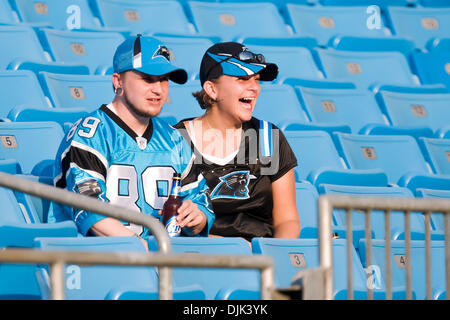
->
[162, 173, 182, 237]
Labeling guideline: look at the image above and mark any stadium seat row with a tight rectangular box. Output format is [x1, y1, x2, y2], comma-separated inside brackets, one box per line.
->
[1, 68, 449, 140]
[0, 0, 449, 47]
[0, 230, 447, 300]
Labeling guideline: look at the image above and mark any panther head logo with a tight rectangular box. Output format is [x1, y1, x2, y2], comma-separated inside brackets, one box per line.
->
[210, 171, 251, 200]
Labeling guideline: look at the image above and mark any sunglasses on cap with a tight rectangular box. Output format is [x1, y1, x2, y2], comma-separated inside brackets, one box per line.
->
[205, 48, 266, 80]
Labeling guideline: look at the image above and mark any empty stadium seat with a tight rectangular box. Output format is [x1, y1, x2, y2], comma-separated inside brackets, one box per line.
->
[252, 84, 310, 129]
[283, 130, 389, 186]
[158, 80, 202, 125]
[295, 86, 387, 133]
[418, 137, 450, 175]
[154, 35, 214, 80]
[0, 25, 50, 70]
[320, 0, 416, 7]
[315, 48, 418, 88]
[0, 70, 50, 118]
[252, 238, 398, 299]
[420, 0, 450, 6]
[147, 236, 260, 300]
[34, 236, 157, 300]
[359, 239, 446, 300]
[240, 43, 323, 82]
[0, 0, 19, 24]
[318, 184, 427, 246]
[38, 73, 113, 111]
[334, 133, 432, 184]
[416, 188, 449, 239]
[387, 6, 450, 49]
[39, 28, 125, 74]
[7, 106, 90, 133]
[10, 0, 100, 30]
[94, 0, 193, 35]
[295, 181, 320, 238]
[411, 51, 450, 89]
[286, 4, 390, 46]
[0, 183, 78, 300]
[376, 89, 450, 136]
[188, 1, 291, 41]
[0, 121, 64, 175]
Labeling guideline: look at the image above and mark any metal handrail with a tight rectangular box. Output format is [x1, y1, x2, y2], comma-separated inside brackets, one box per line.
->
[318, 194, 450, 300]
[0, 249, 274, 300]
[0, 171, 174, 298]
[0, 172, 275, 300]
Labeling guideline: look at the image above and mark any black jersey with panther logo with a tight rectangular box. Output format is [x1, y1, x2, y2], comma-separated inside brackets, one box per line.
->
[175, 117, 297, 241]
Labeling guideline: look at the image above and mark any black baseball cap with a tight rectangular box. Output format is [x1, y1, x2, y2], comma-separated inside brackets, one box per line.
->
[199, 42, 278, 87]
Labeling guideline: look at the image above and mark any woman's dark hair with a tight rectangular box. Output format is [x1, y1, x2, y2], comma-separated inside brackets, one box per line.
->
[192, 89, 215, 109]
[192, 78, 218, 109]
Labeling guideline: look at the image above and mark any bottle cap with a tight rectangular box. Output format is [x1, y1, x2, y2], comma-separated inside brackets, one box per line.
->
[173, 173, 181, 179]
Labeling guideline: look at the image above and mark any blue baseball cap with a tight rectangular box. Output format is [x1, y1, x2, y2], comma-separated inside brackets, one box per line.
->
[113, 35, 188, 84]
[199, 42, 278, 86]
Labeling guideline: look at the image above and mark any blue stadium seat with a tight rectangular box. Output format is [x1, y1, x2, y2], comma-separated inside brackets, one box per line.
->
[295, 181, 319, 238]
[334, 133, 432, 184]
[39, 28, 125, 74]
[0, 221, 78, 300]
[158, 80, 203, 125]
[387, 6, 450, 49]
[188, 1, 291, 41]
[0, 121, 64, 175]
[318, 184, 427, 246]
[286, 4, 390, 46]
[418, 137, 450, 175]
[38, 72, 113, 111]
[329, 37, 416, 60]
[34, 236, 158, 300]
[411, 51, 450, 89]
[284, 130, 389, 186]
[359, 239, 446, 300]
[427, 37, 450, 51]
[0, 25, 50, 70]
[7, 106, 90, 133]
[0, 70, 50, 118]
[240, 43, 323, 82]
[0, 183, 78, 300]
[0, 0, 19, 24]
[252, 238, 397, 299]
[295, 86, 387, 133]
[376, 89, 450, 136]
[315, 48, 417, 89]
[105, 285, 206, 300]
[94, 0, 193, 35]
[420, 0, 450, 6]
[0, 159, 21, 174]
[252, 84, 310, 129]
[147, 236, 260, 300]
[154, 35, 214, 81]
[8, 60, 90, 79]
[319, 0, 416, 7]
[10, 0, 100, 30]
[416, 188, 450, 239]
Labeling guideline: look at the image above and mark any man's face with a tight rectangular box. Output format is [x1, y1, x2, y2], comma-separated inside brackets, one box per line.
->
[119, 70, 169, 118]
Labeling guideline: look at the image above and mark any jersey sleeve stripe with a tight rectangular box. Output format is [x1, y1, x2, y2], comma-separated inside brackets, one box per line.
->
[55, 143, 108, 188]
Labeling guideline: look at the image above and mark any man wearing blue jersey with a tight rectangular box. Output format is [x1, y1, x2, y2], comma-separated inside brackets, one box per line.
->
[49, 35, 214, 244]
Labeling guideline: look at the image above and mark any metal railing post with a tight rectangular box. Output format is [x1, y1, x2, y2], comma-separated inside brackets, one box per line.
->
[0, 171, 173, 300]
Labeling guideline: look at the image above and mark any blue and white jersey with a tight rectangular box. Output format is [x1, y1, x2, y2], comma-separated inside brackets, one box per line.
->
[49, 104, 214, 237]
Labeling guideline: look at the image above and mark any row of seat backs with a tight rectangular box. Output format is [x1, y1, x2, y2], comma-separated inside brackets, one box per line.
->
[1, 234, 446, 300]
[1, 22, 449, 84]
[1, 0, 449, 47]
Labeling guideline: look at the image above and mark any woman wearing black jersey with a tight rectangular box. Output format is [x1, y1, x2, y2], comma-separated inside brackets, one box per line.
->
[174, 42, 300, 241]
